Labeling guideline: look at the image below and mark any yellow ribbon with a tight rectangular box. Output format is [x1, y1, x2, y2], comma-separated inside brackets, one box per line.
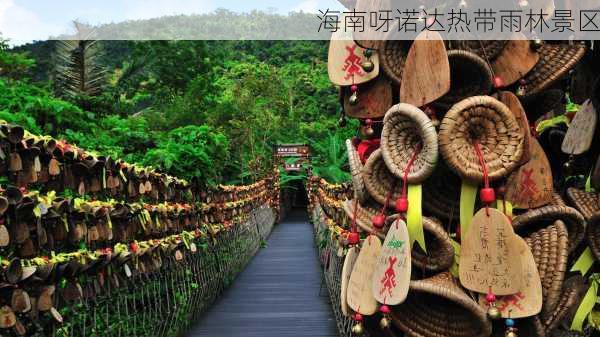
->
[460, 181, 478, 237]
[571, 275, 599, 332]
[536, 114, 570, 134]
[407, 184, 426, 252]
[571, 247, 596, 276]
[449, 238, 461, 278]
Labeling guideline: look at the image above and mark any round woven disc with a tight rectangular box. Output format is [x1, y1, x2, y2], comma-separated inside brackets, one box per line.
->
[391, 272, 492, 337]
[519, 89, 564, 122]
[513, 205, 586, 254]
[346, 139, 368, 203]
[423, 162, 461, 221]
[439, 96, 524, 183]
[380, 39, 411, 85]
[381, 104, 438, 184]
[448, 40, 508, 61]
[362, 149, 402, 205]
[586, 213, 600, 262]
[521, 43, 586, 97]
[435, 50, 493, 109]
[566, 188, 600, 220]
[541, 276, 586, 334]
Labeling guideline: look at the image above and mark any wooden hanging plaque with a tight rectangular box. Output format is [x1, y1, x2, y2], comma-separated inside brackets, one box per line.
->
[562, 99, 597, 155]
[328, 23, 380, 86]
[478, 236, 542, 318]
[347, 235, 382, 315]
[498, 91, 531, 165]
[344, 75, 393, 119]
[371, 219, 411, 305]
[399, 31, 450, 107]
[505, 138, 553, 209]
[0, 224, 9, 247]
[492, 37, 539, 87]
[341, 246, 359, 316]
[459, 208, 522, 295]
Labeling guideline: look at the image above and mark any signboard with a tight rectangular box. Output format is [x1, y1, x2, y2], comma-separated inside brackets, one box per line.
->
[274, 144, 310, 158]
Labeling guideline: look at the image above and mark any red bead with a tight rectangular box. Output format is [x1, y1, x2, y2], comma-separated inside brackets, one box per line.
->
[351, 85, 358, 93]
[493, 76, 504, 89]
[365, 118, 372, 126]
[486, 292, 496, 303]
[519, 79, 527, 86]
[480, 187, 496, 204]
[348, 232, 360, 245]
[372, 214, 386, 229]
[395, 197, 409, 213]
[130, 242, 138, 253]
[380, 305, 391, 314]
[352, 137, 361, 147]
[354, 313, 363, 321]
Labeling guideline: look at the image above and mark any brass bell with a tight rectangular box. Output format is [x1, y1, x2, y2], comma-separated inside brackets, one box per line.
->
[379, 316, 391, 329]
[338, 113, 347, 127]
[349, 92, 359, 106]
[361, 60, 375, 73]
[351, 322, 364, 335]
[488, 306, 501, 320]
[362, 126, 374, 137]
[506, 331, 518, 337]
[531, 39, 543, 51]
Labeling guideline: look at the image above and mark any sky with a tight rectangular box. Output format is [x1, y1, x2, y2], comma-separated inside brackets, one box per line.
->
[0, 0, 343, 45]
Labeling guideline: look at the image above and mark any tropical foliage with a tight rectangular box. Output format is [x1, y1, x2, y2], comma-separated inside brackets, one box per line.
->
[1, 22, 354, 185]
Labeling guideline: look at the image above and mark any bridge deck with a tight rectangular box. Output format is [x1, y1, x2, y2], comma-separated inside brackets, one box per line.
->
[187, 209, 338, 337]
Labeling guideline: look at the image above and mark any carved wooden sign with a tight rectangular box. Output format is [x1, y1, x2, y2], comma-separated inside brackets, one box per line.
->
[347, 235, 382, 315]
[478, 236, 542, 318]
[341, 246, 359, 316]
[459, 208, 522, 295]
[505, 138, 553, 209]
[371, 219, 411, 305]
[328, 23, 380, 86]
[399, 31, 450, 107]
[562, 99, 597, 155]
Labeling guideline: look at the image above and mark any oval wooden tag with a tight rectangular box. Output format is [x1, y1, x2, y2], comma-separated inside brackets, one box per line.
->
[479, 235, 542, 318]
[0, 306, 16, 328]
[562, 99, 597, 155]
[347, 235, 382, 315]
[505, 138, 553, 209]
[399, 31, 450, 107]
[459, 208, 522, 295]
[341, 246, 359, 317]
[0, 225, 10, 247]
[343, 75, 392, 119]
[328, 22, 380, 86]
[48, 158, 61, 176]
[492, 36, 539, 87]
[498, 91, 531, 165]
[371, 219, 411, 305]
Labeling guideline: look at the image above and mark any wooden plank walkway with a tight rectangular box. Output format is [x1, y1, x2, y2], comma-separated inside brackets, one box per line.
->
[187, 209, 339, 337]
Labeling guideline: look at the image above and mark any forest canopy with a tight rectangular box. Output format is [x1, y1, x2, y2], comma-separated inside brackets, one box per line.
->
[1, 25, 355, 186]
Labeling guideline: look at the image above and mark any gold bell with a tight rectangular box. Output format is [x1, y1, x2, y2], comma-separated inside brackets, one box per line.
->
[506, 331, 518, 337]
[361, 60, 374, 73]
[349, 92, 359, 106]
[488, 306, 501, 320]
[379, 316, 391, 329]
[531, 39, 543, 51]
[362, 126, 374, 137]
[351, 322, 364, 335]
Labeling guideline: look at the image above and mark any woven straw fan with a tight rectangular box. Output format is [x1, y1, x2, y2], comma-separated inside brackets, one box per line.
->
[400, 31, 450, 107]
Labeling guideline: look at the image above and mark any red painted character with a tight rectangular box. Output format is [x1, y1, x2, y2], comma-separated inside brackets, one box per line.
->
[380, 256, 398, 296]
[496, 292, 525, 312]
[519, 168, 538, 199]
[342, 45, 365, 81]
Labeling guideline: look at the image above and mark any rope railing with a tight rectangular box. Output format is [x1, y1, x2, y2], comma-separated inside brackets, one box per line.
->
[0, 121, 280, 337]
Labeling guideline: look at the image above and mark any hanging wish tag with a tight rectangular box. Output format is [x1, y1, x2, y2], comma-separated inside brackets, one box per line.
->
[372, 218, 411, 305]
[497, 91, 531, 165]
[459, 208, 523, 295]
[341, 246, 359, 317]
[399, 31, 450, 107]
[0, 224, 9, 247]
[479, 235, 542, 318]
[327, 17, 379, 86]
[491, 36, 539, 87]
[562, 99, 597, 155]
[347, 235, 382, 315]
[505, 138, 553, 209]
[9, 152, 22, 172]
[343, 76, 393, 119]
[48, 158, 61, 176]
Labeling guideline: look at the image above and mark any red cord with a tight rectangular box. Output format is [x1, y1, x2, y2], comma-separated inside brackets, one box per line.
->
[473, 141, 491, 215]
[402, 144, 422, 200]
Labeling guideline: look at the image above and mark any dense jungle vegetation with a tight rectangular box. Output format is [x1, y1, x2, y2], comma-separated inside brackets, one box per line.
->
[0, 29, 356, 186]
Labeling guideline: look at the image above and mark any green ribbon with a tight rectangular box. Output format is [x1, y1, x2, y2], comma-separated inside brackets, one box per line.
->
[449, 238, 461, 277]
[495, 199, 513, 219]
[407, 184, 426, 252]
[585, 172, 594, 193]
[460, 181, 478, 237]
[571, 247, 596, 276]
[536, 114, 570, 134]
[571, 274, 599, 332]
